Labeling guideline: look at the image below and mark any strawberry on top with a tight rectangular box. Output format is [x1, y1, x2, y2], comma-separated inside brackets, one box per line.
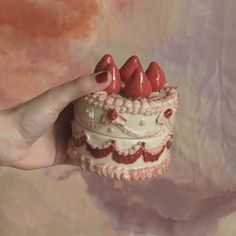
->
[94, 54, 167, 98]
[94, 54, 114, 73]
[104, 63, 121, 94]
[145, 62, 166, 92]
[94, 54, 121, 94]
[124, 67, 152, 98]
[119, 55, 141, 83]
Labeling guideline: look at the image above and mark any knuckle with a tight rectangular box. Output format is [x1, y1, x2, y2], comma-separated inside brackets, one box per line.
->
[44, 89, 64, 112]
[45, 89, 57, 104]
[73, 77, 93, 95]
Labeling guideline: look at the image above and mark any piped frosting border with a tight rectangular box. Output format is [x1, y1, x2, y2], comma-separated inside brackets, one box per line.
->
[79, 85, 178, 115]
[67, 139, 171, 181]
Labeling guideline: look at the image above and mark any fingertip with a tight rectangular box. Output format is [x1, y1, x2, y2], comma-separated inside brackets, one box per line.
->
[95, 71, 112, 85]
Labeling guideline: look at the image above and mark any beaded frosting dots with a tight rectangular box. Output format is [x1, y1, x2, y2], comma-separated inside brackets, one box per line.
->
[83, 86, 177, 114]
[67, 54, 179, 181]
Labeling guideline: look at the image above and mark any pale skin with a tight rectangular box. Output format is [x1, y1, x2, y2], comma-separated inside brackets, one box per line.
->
[0, 72, 112, 170]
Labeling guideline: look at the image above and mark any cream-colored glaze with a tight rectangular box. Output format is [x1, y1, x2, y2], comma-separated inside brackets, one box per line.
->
[73, 86, 178, 139]
[67, 139, 171, 181]
[67, 85, 178, 179]
[80, 86, 178, 115]
[72, 123, 171, 153]
[74, 114, 170, 138]
[71, 140, 170, 168]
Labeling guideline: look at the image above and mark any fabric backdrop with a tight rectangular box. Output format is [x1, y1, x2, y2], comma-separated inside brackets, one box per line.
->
[0, 1, 236, 235]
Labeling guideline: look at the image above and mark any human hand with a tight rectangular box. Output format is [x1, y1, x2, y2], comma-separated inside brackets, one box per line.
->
[0, 71, 111, 170]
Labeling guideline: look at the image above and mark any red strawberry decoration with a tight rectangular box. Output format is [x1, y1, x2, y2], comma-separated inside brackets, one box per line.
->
[166, 140, 172, 149]
[164, 108, 173, 118]
[108, 109, 118, 121]
[120, 55, 141, 83]
[124, 67, 152, 98]
[145, 62, 166, 92]
[94, 54, 121, 94]
[104, 63, 121, 94]
[94, 54, 114, 73]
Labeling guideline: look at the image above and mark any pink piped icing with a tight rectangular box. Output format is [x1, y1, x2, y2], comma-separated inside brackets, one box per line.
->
[67, 139, 171, 181]
[82, 86, 178, 115]
[67, 54, 178, 181]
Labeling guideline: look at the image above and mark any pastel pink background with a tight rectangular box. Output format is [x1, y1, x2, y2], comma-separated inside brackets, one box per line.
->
[0, 1, 236, 235]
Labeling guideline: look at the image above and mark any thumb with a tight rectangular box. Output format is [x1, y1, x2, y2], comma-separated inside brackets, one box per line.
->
[12, 71, 112, 142]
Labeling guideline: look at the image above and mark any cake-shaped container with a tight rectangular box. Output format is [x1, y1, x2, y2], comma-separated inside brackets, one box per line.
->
[67, 55, 178, 181]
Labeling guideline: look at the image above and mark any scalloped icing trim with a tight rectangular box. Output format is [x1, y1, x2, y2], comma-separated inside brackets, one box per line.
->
[71, 132, 173, 164]
[82, 85, 178, 115]
[73, 131, 173, 155]
[67, 142, 171, 181]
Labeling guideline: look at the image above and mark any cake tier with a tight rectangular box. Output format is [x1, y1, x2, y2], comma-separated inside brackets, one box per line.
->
[67, 136, 171, 181]
[68, 86, 178, 180]
[72, 124, 172, 161]
[73, 86, 178, 139]
[67, 125, 172, 180]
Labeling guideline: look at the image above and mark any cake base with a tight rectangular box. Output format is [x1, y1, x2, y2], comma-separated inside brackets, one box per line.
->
[67, 138, 171, 181]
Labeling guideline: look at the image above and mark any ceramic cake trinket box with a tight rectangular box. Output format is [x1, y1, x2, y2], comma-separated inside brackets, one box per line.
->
[67, 54, 178, 181]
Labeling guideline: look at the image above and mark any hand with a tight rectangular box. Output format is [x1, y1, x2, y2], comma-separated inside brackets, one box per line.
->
[0, 71, 111, 170]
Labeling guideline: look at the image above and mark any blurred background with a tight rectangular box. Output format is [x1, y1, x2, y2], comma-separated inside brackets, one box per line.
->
[0, 0, 236, 235]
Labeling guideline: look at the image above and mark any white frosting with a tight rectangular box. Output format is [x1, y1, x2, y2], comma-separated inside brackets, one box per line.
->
[72, 141, 170, 169]
[80, 86, 177, 114]
[72, 121, 171, 150]
[73, 86, 178, 139]
[68, 85, 178, 176]
[67, 140, 171, 181]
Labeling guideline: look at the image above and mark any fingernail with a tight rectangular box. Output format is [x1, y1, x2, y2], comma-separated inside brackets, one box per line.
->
[95, 71, 109, 83]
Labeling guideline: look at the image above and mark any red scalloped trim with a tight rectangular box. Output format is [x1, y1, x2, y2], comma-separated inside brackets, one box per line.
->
[73, 134, 173, 164]
[113, 148, 142, 164]
[143, 146, 165, 162]
[67, 140, 171, 181]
